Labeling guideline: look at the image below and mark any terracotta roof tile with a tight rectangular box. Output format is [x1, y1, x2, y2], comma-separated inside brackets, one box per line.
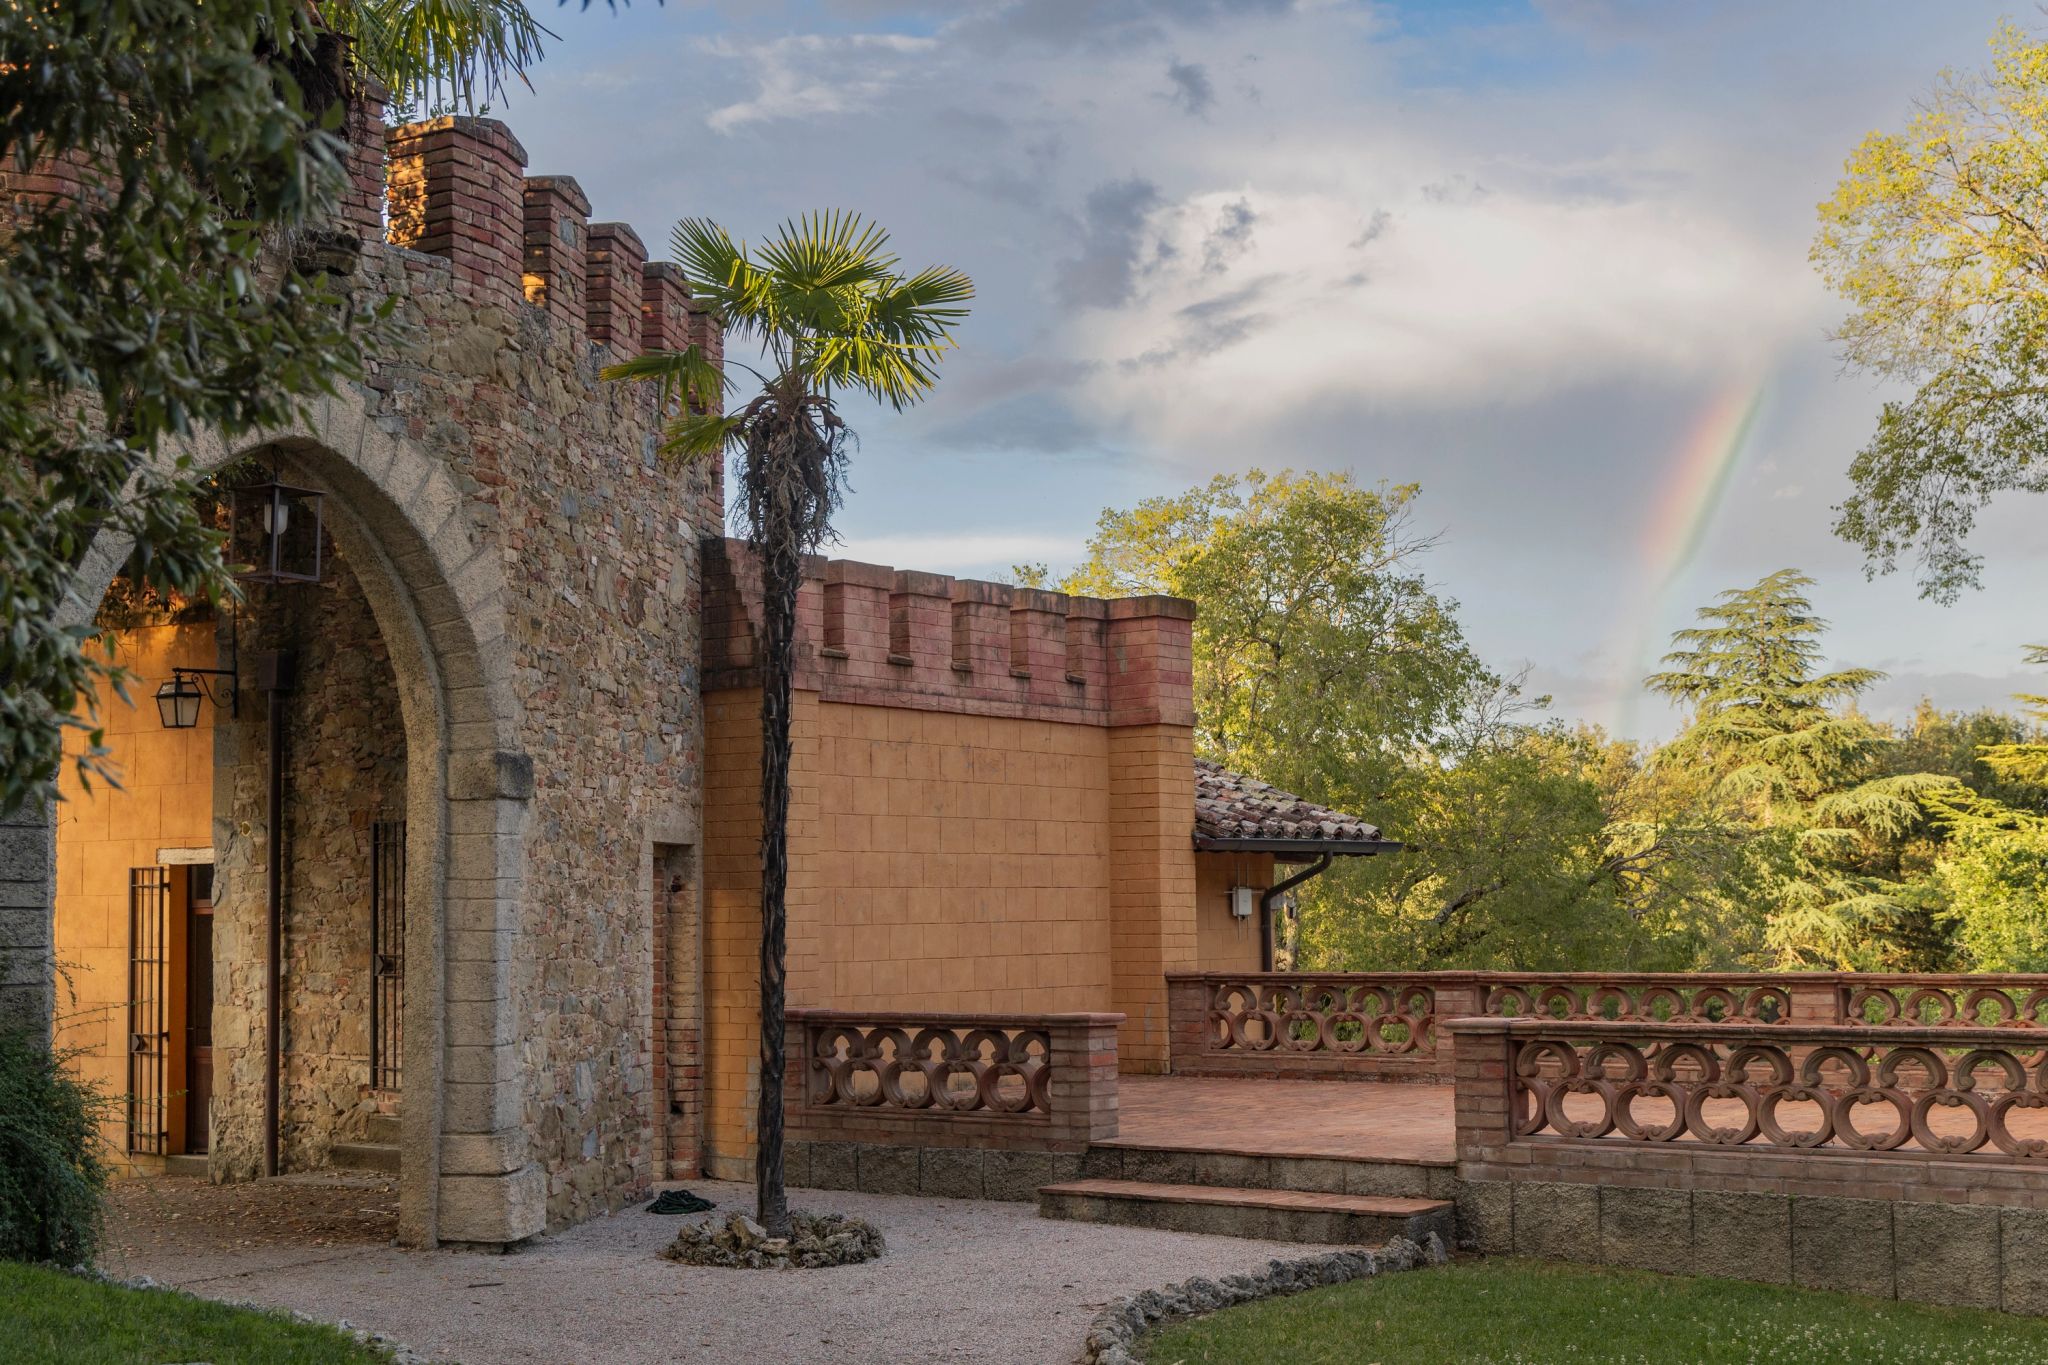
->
[1192, 758, 1386, 849]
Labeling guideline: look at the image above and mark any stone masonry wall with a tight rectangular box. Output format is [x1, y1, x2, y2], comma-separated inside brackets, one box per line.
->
[370, 113, 718, 1230]
[211, 547, 407, 1177]
[13, 101, 720, 1244]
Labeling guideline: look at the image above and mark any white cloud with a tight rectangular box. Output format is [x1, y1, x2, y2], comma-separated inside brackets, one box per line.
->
[1062, 177, 1819, 457]
[700, 33, 937, 133]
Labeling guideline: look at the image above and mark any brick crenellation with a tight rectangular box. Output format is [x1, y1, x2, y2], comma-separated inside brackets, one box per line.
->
[703, 539, 1195, 728]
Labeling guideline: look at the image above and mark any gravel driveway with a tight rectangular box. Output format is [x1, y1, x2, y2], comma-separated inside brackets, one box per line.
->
[104, 1177, 1326, 1363]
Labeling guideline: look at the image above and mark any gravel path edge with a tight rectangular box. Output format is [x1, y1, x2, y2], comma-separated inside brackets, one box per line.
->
[65, 1264, 432, 1365]
[1076, 1230, 1450, 1365]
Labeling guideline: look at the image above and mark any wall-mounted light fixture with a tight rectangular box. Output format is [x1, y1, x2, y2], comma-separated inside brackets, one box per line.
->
[154, 666, 237, 729]
[231, 478, 324, 585]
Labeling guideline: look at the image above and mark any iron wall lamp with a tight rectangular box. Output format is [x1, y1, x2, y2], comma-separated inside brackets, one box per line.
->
[231, 478, 325, 585]
[155, 667, 237, 729]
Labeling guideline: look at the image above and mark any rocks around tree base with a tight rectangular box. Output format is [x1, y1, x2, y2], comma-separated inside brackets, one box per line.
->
[661, 1211, 886, 1269]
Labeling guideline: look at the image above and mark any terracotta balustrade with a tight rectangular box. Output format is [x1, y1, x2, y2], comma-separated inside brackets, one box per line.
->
[1167, 971, 2048, 1084]
[782, 1009, 1122, 1153]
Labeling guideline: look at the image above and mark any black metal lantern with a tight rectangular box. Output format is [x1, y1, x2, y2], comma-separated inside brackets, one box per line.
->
[231, 479, 324, 585]
[154, 666, 236, 728]
[154, 675, 203, 729]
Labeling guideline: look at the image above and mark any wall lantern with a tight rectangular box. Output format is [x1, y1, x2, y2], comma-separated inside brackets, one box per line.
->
[155, 667, 237, 728]
[231, 478, 324, 586]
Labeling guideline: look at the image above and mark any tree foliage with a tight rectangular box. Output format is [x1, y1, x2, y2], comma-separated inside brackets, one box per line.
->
[0, 0, 382, 818]
[1814, 21, 2048, 601]
[1643, 571, 1955, 967]
[1062, 470, 1487, 811]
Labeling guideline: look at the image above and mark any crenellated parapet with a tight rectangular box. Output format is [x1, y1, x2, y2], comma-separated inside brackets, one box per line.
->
[703, 539, 1194, 727]
[318, 89, 726, 373]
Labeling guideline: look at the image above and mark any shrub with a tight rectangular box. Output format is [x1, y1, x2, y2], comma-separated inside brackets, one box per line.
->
[0, 1027, 110, 1266]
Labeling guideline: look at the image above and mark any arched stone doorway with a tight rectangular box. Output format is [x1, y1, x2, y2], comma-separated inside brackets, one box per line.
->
[31, 390, 537, 1249]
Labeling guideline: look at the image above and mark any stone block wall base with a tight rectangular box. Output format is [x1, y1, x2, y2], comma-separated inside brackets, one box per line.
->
[437, 1163, 547, 1246]
[1456, 1177, 2048, 1315]
[787, 1140, 1083, 1203]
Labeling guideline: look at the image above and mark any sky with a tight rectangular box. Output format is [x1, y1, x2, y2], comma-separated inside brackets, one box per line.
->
[497, 0, 2047, 740]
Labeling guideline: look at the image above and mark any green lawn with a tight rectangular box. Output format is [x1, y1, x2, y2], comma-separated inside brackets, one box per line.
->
[1146, 1258, 2048, 1365]
[0, 1261, 390, 1365]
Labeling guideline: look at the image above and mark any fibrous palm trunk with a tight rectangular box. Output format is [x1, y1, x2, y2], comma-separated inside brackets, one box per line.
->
[753, 441, 801, 1240]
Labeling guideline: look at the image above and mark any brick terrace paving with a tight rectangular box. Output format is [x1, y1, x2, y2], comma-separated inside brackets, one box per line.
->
[1111, 1074, 1457, 1164]
[1111, 1073, 2048, 1161]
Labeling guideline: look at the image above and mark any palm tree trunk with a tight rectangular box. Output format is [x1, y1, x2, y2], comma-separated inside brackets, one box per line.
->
[753, 447, 801, 1239]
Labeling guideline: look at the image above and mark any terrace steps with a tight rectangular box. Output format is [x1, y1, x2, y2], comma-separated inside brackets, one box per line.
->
[1038, 1177, 1454, 1245]
[331, 1111, 401, 1174]
[1079, 1133, 1458, 1202]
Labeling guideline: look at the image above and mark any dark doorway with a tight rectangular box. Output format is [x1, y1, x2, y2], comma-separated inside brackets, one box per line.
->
[182, 864, 215, 1154]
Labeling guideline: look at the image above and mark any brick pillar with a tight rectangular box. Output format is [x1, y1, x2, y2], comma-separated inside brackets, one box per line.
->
[1791, 975, 1843, 1026]
[687, 296, 725, 377]
[385, 116, 528, 303]
[950, 580, 1012, 676]
[1449, 1017, 1514, 1163]
[521, 174, 590, 332]
[1166, 974, 1209, 1073]
[1047, 1014, 1124, 1146]
[889, 570, 953, 677]
[586, 222, 647, 354]
[641, 261, 693, 352]
[339, 81, 388, 239]
[1104, 595, 1197, 1073]
[1431, 975, 1487, 1080]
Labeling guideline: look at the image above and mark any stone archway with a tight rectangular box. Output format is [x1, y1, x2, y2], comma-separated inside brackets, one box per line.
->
[8, 386, 538, 1248]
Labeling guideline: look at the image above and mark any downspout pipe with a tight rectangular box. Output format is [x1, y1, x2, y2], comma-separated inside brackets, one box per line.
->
[1259, 851, 1332, 973]
[260, 649, 296, 1179]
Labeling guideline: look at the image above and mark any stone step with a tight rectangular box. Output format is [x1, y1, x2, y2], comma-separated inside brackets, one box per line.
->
[163, 1153, 209, 1178]
[1080, 1143, 1456, 1201]
[364, 1112, 401, 1145]
[331, 1141, 401, 1174]
[1039, 1178, 1454, 1246]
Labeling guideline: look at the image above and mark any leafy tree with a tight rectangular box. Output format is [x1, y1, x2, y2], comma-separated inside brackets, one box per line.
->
[1062, 470, 1487, 812]
[1646, 570, 1955, 966]
[1813, 21, 2048, 601]
[1920, 648, 2048, 969]
[1299, 693, 1755, 974]
[606, 213, 971, 1236]
[0, 0, 379, 817]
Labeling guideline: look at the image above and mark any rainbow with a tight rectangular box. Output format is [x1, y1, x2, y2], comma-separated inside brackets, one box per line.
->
[1608, 375, 1770, 738]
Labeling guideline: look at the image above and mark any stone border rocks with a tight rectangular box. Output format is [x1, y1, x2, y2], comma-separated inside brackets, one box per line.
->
[1076, 1232, 1449, 1365]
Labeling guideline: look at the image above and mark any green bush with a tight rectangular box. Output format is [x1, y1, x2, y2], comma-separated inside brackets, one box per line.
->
[0, 1027, 110, 1266]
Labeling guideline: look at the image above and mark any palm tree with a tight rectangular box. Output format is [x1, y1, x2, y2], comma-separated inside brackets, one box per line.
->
[606, 213, 971, 1234]
[326, 0, 556, 116]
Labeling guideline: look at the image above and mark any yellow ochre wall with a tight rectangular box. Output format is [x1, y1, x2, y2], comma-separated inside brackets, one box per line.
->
[701, 691, 1261, 1179]
[1195, 850, 1275, 974]
[52, 622, 218, 1166]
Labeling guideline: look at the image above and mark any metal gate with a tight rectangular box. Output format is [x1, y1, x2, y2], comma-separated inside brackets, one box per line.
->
[370, 820, 406, 1092]
[126, 867, 170, 1155]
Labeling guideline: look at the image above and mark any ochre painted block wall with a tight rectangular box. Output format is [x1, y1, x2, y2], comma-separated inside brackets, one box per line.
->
[52, 622, 218, 1168]
[798, 701, 1114, 1012]
[701, 693, 1124, 1177]
[1194, 850, 1274, 975]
